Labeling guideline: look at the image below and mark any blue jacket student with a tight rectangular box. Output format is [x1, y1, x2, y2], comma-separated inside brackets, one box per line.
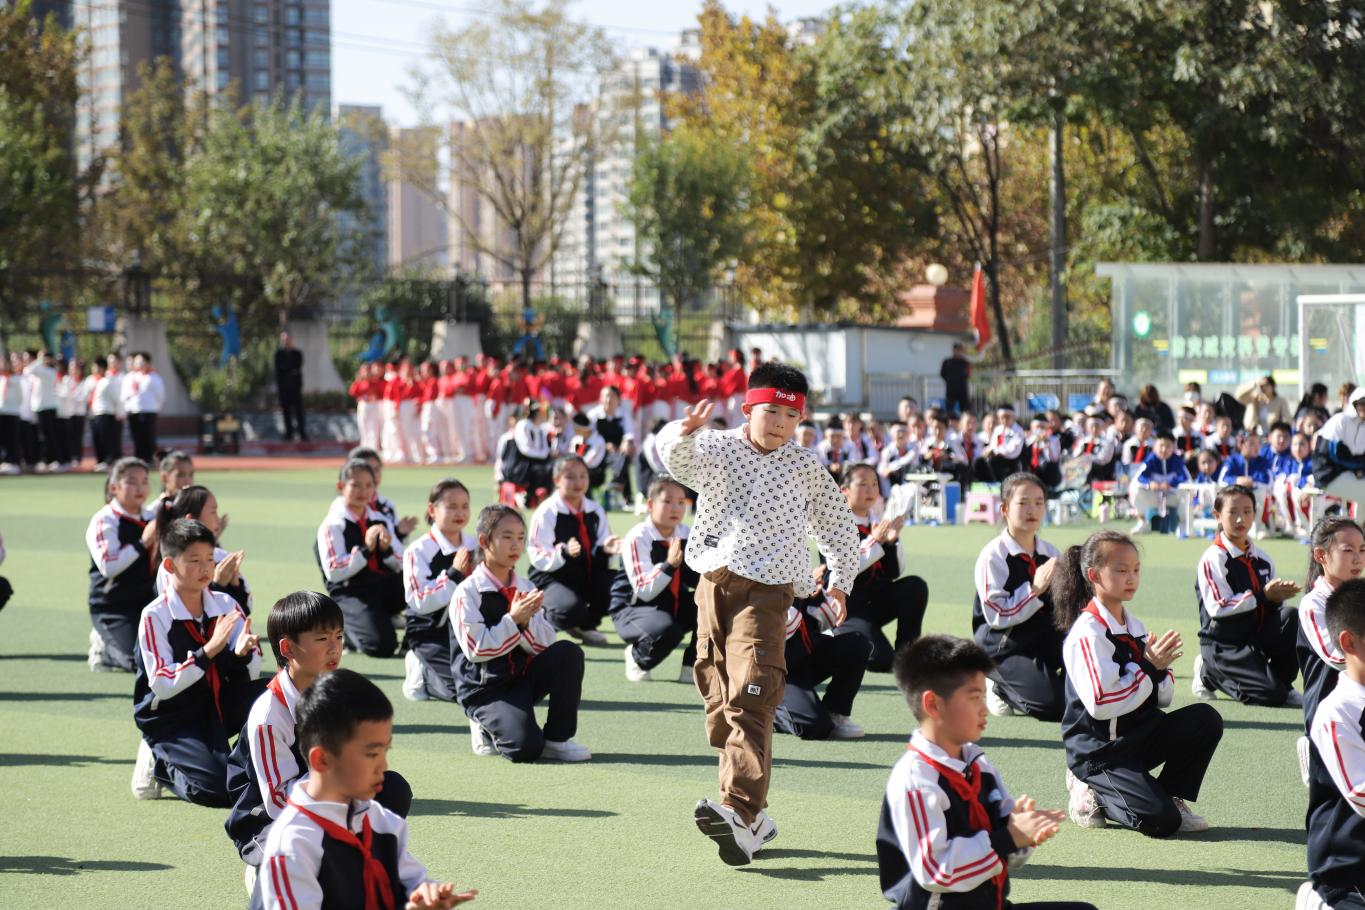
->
[1135, 451, 1189, 488]
[1273, 456, 1312, 489]
[1217, 452, 1272, 486]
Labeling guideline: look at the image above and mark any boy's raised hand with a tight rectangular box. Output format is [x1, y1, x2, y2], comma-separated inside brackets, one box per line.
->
[680, 400, 714, 435]
[204, 612, 237, 658]
[1008, 795, 1065, 848]
[406, 882, 478, 909]
[213, 550, 245, 586]
[1265, 578, 1302, 602]
[666, 537, 684, 567]
[233, 616, 259, 657]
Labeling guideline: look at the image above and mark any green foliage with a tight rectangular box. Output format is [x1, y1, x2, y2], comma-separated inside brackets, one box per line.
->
[624, 127, 750, 319]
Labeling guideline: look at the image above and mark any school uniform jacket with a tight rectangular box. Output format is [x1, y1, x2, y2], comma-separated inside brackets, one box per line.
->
[877, 731, 1032, 910]
[585, 404, 633, 447]
[1298, 577, 1345, 734]
[1306, 673, 1365, 906]
[133, 586, 260, 737]
[1273, 456, 1312, 488]
[816, 438, 858, 470]
[156, 544, 253, 613]
[608, 519, 697, 615]
[86, 500, 158, 615]
[567, 431, 607, 471]
[450, 565, 557, 704]
[879, 443, 921, 484]
[1194, 534, 1275, 647]
[528, 492, 613, 591]
[1173, 427, 1203, 458]
[315, 498, 404, 597]
[227, 670, 305, 863]
[255, 780, 431, 910]
[1133, 452, 1190, 487]
[1216, 453, 1272, 486]
[1060, 600, 1173, 773]
[985, 423, 1025, 460]
[402, 528, 477, 644]
[1071, 434, 1115, 465]
[971, 531, 1061, 657]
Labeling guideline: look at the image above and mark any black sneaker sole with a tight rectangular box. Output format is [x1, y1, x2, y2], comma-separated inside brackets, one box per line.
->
[693, 801, 752, 866]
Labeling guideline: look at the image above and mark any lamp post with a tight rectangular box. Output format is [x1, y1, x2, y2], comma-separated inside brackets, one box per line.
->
[122, 257, 150, 318]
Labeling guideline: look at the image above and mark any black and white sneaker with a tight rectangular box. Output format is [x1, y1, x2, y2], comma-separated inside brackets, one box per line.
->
[694, 799, 755, 866]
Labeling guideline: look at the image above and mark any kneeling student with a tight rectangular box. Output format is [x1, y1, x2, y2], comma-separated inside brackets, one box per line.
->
[226, 591, 412, 885]
[878, 635, 1090, 910]
[610, 476, 699, 684]
[131, 518, 263, 806]
[255, 669, 476, 910]
[775, 594, 870, 741]
[452, 505, 591, 763]
[402, 479, 477, 702]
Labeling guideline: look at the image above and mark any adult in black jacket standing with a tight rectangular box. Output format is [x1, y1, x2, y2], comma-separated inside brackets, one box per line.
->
[274, 331, 306, 441]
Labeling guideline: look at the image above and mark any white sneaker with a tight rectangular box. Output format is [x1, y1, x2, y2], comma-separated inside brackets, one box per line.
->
[1284, 690, 1305, 708]
[469, 719, 497, 757]
[1297, 735, 1313, 788]
[1131, 518, 1149, 534]
[541, 739, 592, 762]
[693, 798, 756, 866]
[750, 810, 778, 853]
[402, 650, 429, 701]
[624, 645, 652, 682]
[33, 461, 48, 474]
[131, 738, 162, 800]
[0, 462, 19, 475]
[985, 678, 1017, 716]
[829, 714, 865, 739]
[88, 627, 112, 673]
[1065, 768, 1106, 828]
[1190, 653, 1218, 701]
[677, 665, 694, 685]
[92, 461, 108, 472]
[1297, 881, 1331, 910]
[1173, 797, 1208, 832]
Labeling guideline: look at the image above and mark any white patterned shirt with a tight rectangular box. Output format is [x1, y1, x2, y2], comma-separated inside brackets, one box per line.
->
[657, 420, 859, 597]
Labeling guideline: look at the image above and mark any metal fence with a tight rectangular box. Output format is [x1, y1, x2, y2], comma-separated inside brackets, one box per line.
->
[970, 369, 1121, 416]
[861, 373, 949, 418]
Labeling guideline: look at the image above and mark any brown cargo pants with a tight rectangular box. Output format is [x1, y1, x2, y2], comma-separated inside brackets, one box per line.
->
[694, 565, 794, 826]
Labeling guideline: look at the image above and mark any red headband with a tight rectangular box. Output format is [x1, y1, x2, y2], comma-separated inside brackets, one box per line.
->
[746, 387, 806, 412]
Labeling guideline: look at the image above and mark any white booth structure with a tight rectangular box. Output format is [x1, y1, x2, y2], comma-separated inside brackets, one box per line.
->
[731, 324, 966, 417]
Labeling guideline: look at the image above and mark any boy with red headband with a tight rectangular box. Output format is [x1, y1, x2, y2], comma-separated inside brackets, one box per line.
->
[657, 361, 859, 866]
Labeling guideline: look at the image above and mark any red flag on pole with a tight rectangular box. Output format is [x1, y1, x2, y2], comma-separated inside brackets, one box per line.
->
[970, 263, 991, 353]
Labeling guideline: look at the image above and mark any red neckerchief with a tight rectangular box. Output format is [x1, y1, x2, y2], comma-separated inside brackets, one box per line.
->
[575, 438, 587, 456]
[1135, 443, 1148, 462]
[352, 508, 381, 573]
[1017, 550, 1038, 582]
[1082, 600, 1143, 665]
[285, 800, 394, 910]
[1214, 534, 1261, 594]
[1030, 445, 1040, 469]
[1084, 439, 1095, 454]
[1180, 435, 1194, 453]
[268, 671, 290, 712]
[567, 502, 593, 573]
[180, 612, 224, 720]
[1219, 441, 1230, 457]
[858, 520, 884, 578]
[964, 438, 975, 460]
[907, 745, 1005, 910]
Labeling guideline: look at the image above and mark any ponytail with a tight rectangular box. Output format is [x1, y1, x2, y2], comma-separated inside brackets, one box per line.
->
[1049, 529, 1136, 631]
[1307, 517, 1365, 589]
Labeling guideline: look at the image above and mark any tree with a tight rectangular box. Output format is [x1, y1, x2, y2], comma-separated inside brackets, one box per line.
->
[176, 97, 373, 335]
[0, 0, 84, 334]
[677, 3, 935, 317]
[624, 127, 749, 330]
[405, 0, 615, 308]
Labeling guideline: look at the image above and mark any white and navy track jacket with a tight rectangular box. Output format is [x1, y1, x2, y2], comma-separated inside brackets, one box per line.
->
[876, 731, 1031, 910]
[608, 519, 696, 616]
[1298, 576, 1346, 735]
[227, 670, 305, 864]
[1306, 673, 1365, 907]
[1060, 599, 1173, 773]
[971, 531, 1060, 657]
[1194, 533, 1275, 647]
[255, 780, 432, 910]
[450, 564, 557, 703]
[402, 527, 477, 645]
[86, 499, 158, 614]
[315, 497, 404, 596]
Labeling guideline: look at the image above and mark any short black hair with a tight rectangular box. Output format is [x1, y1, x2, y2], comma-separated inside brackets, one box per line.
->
[646, 474, 686, 500]
[1326, 577, 1365, 644]
[748, 361, 808, 397]
[824, 417, 844, 432]
[267, 590, 344, 665]
[892, 635, 995, 720]
[296, 668, 393, 758]
[160, 518, 217, 559]
[1153, 430, 1175, 443]
[1268, 421, 1293, 436]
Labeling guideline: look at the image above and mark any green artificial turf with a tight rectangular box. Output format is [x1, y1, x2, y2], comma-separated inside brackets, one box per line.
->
[0, 466, 1315, 908]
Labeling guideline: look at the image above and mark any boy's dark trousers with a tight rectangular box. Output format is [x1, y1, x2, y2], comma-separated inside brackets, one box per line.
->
[775, 628, 870, 740]
[694, 566, 792, 826]
[334, 576, 404, 658]
[128, 411, 158, 463]
[91, 610, 140, 671]
[148, 676, 268, 807]
[614, 602, 698, 670]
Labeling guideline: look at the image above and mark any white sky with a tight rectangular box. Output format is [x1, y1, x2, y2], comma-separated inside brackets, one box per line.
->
[330, 0, 836, 125]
